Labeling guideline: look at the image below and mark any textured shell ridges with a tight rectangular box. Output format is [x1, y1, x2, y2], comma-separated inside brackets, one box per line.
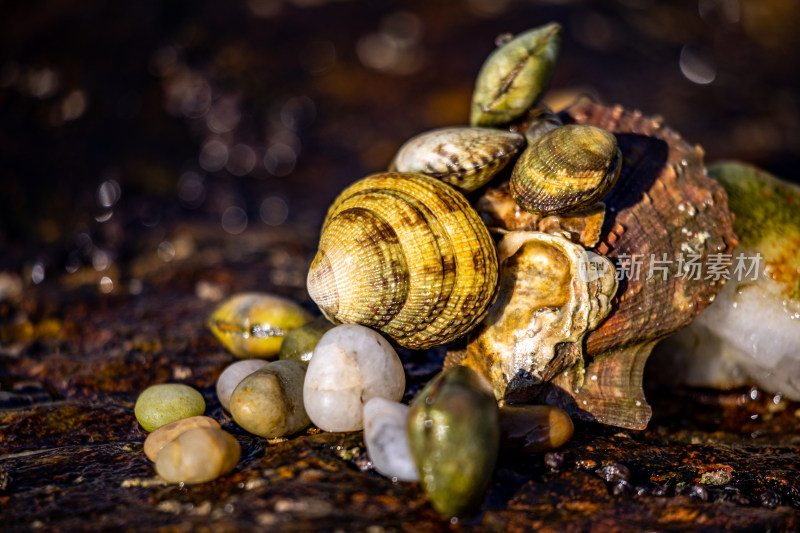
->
[510, 124, 622, 215]
[307, 172, 499, 349]
[391, 127, 525, 193]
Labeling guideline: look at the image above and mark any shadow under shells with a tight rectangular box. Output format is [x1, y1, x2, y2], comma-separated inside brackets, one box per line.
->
[448, 97, 738, 430]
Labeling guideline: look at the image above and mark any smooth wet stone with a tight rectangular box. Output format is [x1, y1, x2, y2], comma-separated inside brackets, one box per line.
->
[216, 359, 270, 411]
[499, 405, 574, 453]
[143, 415, 220, 462]
[154, 427, 240, 484]
[230, 360, 310, 438]
[303, 324, 405, 432]
[278, 316, 335, 363]
[408, 366, 499, 517]
[134, 383, 206, 433]
[363, 398, 419, 482]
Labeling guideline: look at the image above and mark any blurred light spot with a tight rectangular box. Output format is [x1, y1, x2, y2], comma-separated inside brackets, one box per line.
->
[177, 171, 206, 207]
[247, 0, 283, 18]
[195, 280, 224, 301]
[181, 78, 212, 118]
[572, 11, 619, 51]
[0, 62, 20, 88]
[269, 128, 301, 154]
[699, 0, 740, 23]
[95, 211, 113, 223]
[138, 205, 162, 228]
[99, 276, 114, 294]
[263, 143, 296, 176]
[260, 196, 289, 226]
[300, 40, 337, 75]
[381, 11, 423, 45]
[750, 387, 759, 400]
[221, 206, 248, 234]
[357, 13, 424, 76]
[200, 139, 229, 172]
[357, 34, 402, 70]
[173, 366, 192, 380]
[92, 250, 111, 271]
[226, 144, 257, 176]
[97, 179, 121, 208]
[61, 90, 87, 121]
[466, 0, 511, 17]
[150, 46, 179, 77]
[25, 67, 59, 99]
[281, 96, 316, 130]
[157, 241, 176, 262]
[31, 262, 45, 284]
[0, 272, 23, 302]
[75, 232, 92, 250]
[207, 96, 241, 134]
[679, 46, 716, 85]
[128, 279, 143, 295]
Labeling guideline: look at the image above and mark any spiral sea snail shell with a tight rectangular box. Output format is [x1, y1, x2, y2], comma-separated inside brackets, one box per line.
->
[510, 124, 622, 215]
[306, 172, 499, 349]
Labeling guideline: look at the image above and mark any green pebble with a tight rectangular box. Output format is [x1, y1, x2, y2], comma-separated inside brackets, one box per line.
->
[134, 383, 206, 432]
[278, 315, 335, 363]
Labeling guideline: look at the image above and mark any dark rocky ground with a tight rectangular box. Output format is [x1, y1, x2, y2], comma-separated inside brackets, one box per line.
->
[1, 0, 799, 530]
[1, 224, 798, 532]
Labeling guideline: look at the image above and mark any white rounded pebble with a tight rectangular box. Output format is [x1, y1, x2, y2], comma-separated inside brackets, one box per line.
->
[363, 398, 419, 482]
[216, 359, 270, 411]
[303, 324, 405, 432]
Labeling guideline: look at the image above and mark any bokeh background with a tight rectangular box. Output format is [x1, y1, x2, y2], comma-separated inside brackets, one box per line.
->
[1, 0, 799, 282]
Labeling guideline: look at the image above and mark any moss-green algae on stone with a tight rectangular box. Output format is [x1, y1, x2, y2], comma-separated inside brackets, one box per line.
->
[709, 161, 800, 302]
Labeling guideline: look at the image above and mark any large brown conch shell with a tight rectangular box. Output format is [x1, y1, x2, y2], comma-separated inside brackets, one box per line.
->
[450, 97, 738, 430]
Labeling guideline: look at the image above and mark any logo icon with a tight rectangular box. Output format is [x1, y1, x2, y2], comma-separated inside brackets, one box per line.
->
[577, 250, 611, 282]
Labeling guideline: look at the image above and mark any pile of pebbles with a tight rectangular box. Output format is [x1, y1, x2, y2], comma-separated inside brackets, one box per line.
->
[134, 291, 574, 516]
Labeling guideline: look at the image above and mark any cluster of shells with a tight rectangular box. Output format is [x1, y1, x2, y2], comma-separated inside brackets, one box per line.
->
[306, 21, 736, 431]
[132, 21, 769, 516]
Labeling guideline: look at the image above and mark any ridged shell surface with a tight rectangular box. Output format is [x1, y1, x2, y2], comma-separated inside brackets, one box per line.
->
[307, 172, 498, 349]
[448, 98, 738, 430]
[510, 124, 622, 215]
[390, 127, 525, 193]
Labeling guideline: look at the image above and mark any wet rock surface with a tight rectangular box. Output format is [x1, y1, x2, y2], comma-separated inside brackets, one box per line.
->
[1, 224, 798, 531]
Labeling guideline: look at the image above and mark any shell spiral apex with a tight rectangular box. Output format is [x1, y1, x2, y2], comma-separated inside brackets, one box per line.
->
[307, 172, 499, 349]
